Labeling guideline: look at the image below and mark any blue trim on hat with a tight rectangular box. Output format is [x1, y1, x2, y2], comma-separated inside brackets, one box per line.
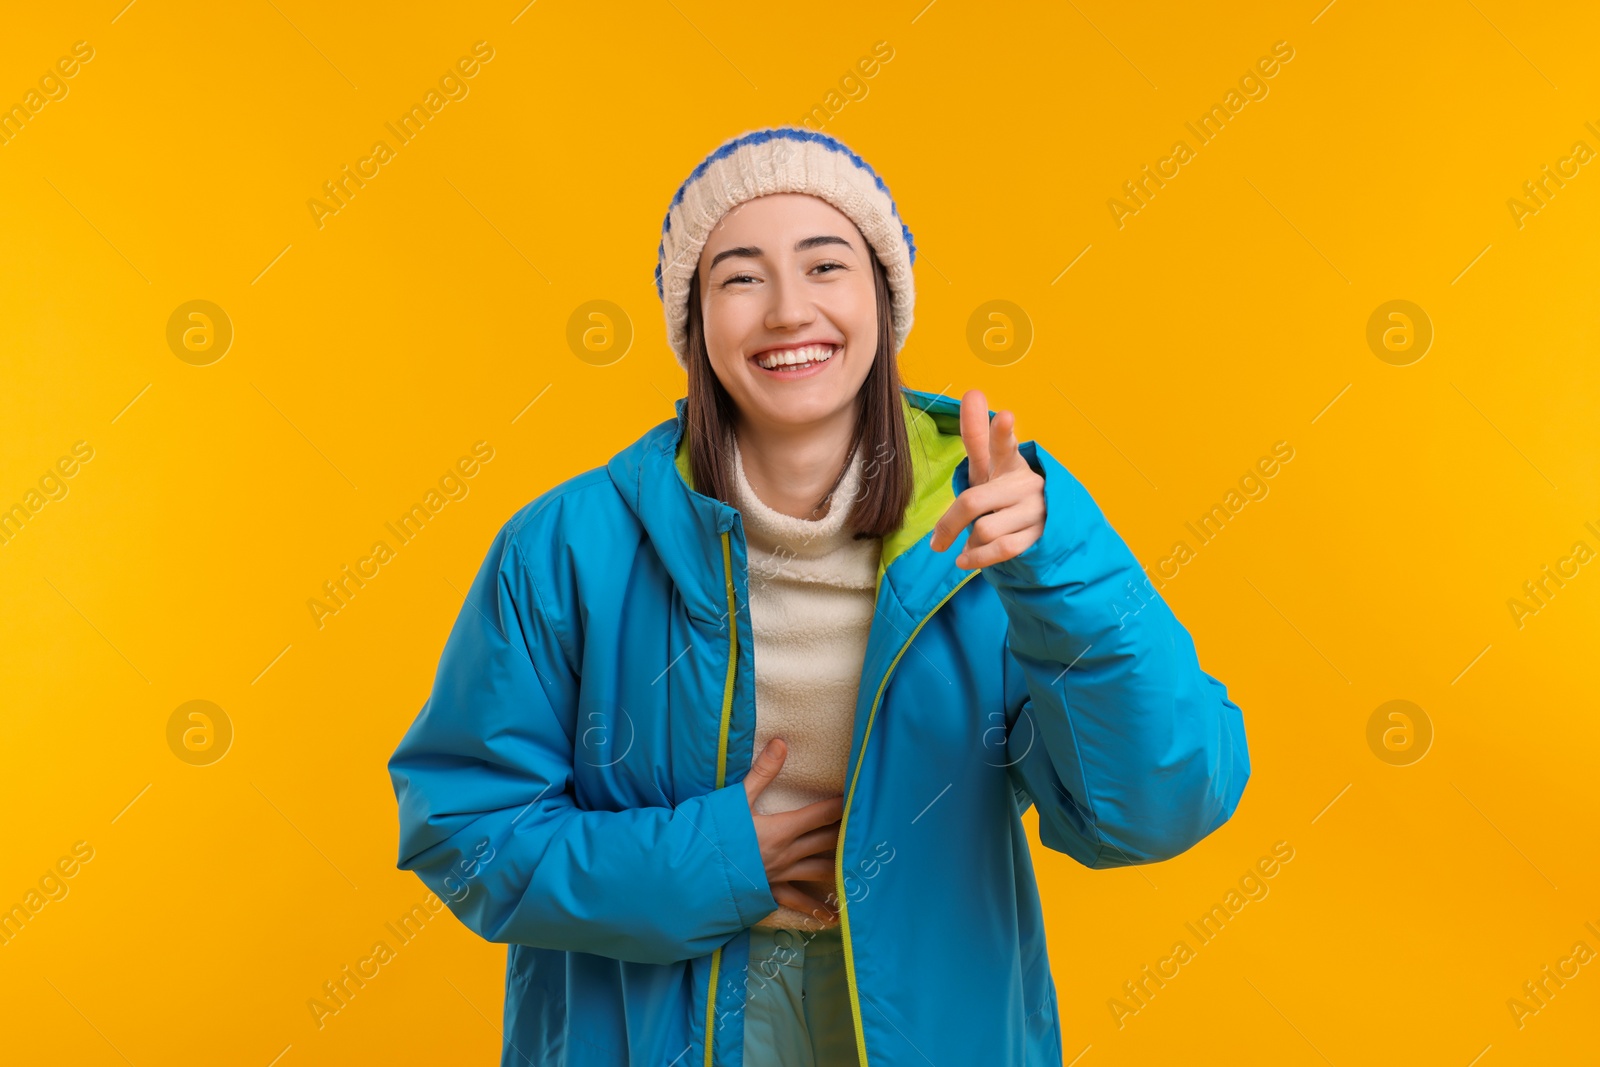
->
[653, 126, 916, 302]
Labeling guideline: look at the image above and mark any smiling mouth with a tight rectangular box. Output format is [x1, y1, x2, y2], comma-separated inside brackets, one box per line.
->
[752, 343, 841, 371]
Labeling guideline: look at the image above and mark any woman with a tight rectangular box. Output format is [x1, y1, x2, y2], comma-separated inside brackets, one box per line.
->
[388, 126, 1250, 1067]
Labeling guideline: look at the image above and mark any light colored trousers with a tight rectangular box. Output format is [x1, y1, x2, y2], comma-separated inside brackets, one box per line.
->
[742, 923, 861, 1066]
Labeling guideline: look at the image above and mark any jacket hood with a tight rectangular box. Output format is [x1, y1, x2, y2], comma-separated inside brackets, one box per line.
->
[606, 387, 975, 624]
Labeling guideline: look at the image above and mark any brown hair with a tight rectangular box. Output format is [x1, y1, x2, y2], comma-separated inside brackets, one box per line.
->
[683, 250, 911, 540]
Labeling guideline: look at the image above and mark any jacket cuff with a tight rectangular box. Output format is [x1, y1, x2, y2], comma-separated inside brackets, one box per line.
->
[700, 781, 778, 929]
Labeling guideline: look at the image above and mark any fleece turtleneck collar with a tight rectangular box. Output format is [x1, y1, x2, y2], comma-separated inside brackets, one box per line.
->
[730, 433, 879, 590]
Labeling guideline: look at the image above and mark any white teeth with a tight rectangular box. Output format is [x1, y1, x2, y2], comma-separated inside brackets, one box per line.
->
[755, 343, 838, 370]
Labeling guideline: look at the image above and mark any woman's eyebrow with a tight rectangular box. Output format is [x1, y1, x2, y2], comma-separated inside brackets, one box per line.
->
[707, 235, 854, 270]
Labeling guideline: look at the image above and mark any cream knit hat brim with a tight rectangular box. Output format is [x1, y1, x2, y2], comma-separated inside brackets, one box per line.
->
[654, 126, 917, 369]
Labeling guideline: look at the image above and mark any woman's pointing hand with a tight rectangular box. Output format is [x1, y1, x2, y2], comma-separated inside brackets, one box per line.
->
[929, 389, 1047, 570]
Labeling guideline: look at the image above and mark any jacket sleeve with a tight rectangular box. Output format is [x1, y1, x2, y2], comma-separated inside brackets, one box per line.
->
[387, 518, 777, 965]
[975, 440, 1251, 867]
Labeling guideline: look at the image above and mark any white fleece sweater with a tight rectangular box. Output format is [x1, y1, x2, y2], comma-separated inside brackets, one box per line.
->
[730, 435, 880, 930]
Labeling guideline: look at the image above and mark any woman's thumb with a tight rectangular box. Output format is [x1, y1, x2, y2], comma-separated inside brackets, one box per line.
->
[744, 738, 786, 801]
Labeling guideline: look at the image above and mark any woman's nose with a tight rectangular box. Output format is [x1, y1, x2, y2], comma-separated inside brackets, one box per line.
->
[764, 270, 815, 332]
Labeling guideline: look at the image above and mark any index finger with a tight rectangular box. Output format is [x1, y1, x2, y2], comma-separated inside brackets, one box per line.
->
[783, 795, 845, 831]
[989, 408, 1025, 475]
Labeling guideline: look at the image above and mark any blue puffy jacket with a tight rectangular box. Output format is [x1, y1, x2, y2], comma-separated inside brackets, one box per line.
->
[388, 386, 1251, 1066]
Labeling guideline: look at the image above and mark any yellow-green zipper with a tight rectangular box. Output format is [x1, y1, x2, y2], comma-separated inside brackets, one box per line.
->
[836, 570, 982, 1066]
[704, 530, 739, 1067]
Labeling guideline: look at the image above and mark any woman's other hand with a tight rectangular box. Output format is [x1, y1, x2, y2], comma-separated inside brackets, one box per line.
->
[744, 737, 843, 926]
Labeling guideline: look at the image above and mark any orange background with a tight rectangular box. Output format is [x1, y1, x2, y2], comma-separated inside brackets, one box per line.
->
[3, 1, 1597, 1063]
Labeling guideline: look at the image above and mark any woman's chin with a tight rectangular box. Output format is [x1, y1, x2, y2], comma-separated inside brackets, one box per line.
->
[735, 387, 856, 434]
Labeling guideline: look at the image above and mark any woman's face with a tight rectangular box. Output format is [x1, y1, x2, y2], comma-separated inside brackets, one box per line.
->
[696, 192, 878, 436]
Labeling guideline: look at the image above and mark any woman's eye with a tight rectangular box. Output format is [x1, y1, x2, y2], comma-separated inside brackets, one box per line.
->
[721, 263, 842, 286]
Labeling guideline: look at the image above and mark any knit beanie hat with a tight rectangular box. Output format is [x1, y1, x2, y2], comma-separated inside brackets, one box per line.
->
[654, 126, 917, 370]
